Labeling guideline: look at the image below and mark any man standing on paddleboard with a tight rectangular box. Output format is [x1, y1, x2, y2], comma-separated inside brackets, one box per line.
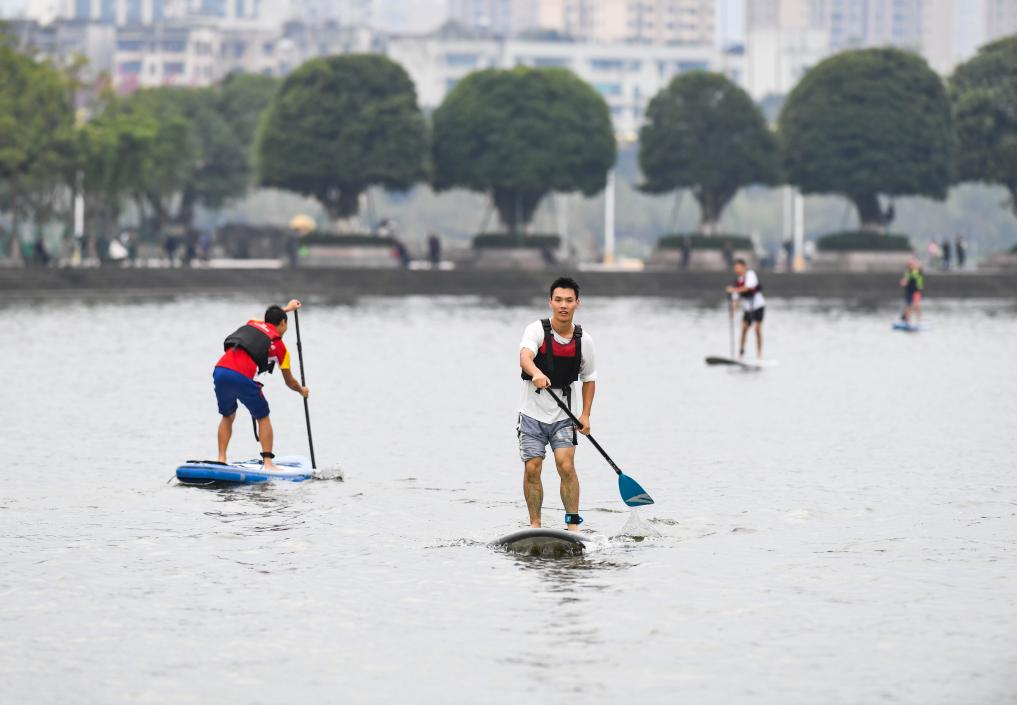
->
[726, 258, 766, 359]
[518, 277, 597, 532]
[214, 299, 309, 471]
[900, 257, 924, 324]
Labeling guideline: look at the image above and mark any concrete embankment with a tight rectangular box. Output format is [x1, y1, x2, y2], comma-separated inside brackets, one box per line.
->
[0, 267, 1013, 303]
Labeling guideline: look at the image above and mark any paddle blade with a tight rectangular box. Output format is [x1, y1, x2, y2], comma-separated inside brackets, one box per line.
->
[618, 473, 654, 506]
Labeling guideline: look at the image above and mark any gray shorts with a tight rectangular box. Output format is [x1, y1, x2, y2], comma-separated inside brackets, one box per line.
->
[517, 413, 577, 461]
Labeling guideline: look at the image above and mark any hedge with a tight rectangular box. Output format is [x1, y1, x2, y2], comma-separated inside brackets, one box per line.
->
[302, 232, 397, 247]
[657, 234, 752, 250]
[816, 231, 912, 252]
[473, 233, 561, 249]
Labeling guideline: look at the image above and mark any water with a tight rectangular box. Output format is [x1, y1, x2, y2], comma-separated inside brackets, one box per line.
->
[2, 296, 1016, 704]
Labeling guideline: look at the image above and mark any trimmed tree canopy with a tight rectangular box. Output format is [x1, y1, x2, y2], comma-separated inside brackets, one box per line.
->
[639, 71, 779, 235]
[951, 35, 1017, 218]
[0, 41, 76, 224]
[779, 48, 953, 231]
[256, 54, 429, 221]
[431, 67, 616, 236]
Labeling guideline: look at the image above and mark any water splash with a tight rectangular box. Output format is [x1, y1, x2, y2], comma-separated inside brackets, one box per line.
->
[617, 508, 662, 539]
[311, 465, 345, 481]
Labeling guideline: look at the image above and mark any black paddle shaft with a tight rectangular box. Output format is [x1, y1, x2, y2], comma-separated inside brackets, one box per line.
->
[293, 308, 317, 469]
[541, 387, 622, 477]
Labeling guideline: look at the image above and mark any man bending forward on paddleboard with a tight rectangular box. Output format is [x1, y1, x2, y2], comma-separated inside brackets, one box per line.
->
[726, 258, 765, 359]
[518, 277, 597, 532]
[214, 300, 309, 471]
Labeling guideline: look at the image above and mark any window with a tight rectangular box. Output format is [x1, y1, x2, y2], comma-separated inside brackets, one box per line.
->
[164, 62, 186, 75]
[591, 58, 625, 71]
[445, 53, 478, 68]
[162, 40, 186, 53]
[446, 78, 459, 91]
[532, 57, 570, 68]
[117, 40, 144, 51]
[593, 82, 622, 96]
[119, 61, 142, 74]
[677, 61, 708, 73]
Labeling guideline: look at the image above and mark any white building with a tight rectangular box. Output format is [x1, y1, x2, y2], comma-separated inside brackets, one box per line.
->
[984, 0, 1017, 41]
[387, 24, 736, 137]
[528, 0, 716, 45]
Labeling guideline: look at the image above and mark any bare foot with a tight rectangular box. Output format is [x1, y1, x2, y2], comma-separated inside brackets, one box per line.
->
[263, 462, 279, 472]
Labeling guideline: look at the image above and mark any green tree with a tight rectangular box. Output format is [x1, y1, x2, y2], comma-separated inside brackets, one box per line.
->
[123, 86, 248, 229]
[639, 72, 779, 235]
[0, 40, 76, 254]
[256, 54, 428, 222]
[217, 72, 278, 154]
[779, 48, 954, 231]
[951, 35, 1017, 220]
[432, 67, 616, 237]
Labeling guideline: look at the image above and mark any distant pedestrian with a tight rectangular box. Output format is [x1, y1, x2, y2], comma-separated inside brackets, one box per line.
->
[956, 235, 967, 270]
[198, 231, 212, 263]
[926, 240, 941, 269]
[679, 236, 691, 269]
[941, 238, 951, 271]
[182, 233, 197, 268]
[783, 239, 794, 271]
[722, 240, 734, 268]
[393, 239, 411, 268]
[427, 233, 442, 267]
[164, 234, 178, 267]
[287, 229, 301, 268]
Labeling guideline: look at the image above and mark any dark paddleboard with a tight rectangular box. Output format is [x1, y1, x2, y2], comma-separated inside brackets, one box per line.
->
[705, 356, 777, 369]
[492, 528, 588, 557]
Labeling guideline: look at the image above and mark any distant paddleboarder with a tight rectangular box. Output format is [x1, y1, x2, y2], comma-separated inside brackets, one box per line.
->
[900, 258, 924, 324]
[518, 277, 597, 532]
[725, 258, 766, 359]
[214, 300, 309, 471]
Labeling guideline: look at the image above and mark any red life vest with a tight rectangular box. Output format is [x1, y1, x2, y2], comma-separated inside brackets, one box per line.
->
[223, 321, 280, 374]
[522, 319, 583, 393]
[736, 274, 763, 301]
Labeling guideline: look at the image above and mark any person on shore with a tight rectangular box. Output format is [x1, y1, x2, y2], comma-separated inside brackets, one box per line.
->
[900, 258, 924, 323]
[725, 258, 766, 359]
[941, 238, 952, 271]
[214, 300, 309, 470]
[956, 235, 967, 270]
[518, 277, 597, 532]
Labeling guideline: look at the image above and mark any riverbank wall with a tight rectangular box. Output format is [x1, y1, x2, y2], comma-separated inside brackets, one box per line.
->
[1, 267, 1013, 303]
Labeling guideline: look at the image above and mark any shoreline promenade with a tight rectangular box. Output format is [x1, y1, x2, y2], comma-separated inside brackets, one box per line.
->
[0, 267, 1013, 302]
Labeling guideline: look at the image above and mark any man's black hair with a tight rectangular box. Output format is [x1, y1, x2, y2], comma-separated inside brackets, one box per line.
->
[265, 305, 288, 326]
[549, 276, 580, 299]
[734, 258, 747, 267]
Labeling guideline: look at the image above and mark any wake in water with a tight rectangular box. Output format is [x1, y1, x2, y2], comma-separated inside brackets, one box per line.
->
[617, 508, 663, 539]
[312, 465, 345, 481]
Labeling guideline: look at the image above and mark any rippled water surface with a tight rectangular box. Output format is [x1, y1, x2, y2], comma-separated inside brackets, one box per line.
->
[3, 295, 1016, 704]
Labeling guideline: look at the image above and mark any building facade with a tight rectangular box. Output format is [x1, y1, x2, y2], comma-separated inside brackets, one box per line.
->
[984, 0, 1017, 42]
[387, 25, 736, 137]
[533, 0, 715, 44]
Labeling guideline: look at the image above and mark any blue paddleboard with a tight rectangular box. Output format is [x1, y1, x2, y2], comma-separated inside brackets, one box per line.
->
[175, 455, 313, 485]
[892, 321, 925, 332]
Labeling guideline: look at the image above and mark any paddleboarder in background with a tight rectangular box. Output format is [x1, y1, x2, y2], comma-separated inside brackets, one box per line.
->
[900, 257, 924, 324]
[214, 299, 309, 471]
[725, 258, 766, 359]
[518, 277, 597, 532]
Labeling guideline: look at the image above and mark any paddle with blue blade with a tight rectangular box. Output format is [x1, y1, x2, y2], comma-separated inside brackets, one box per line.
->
[541, 387, 654, 507]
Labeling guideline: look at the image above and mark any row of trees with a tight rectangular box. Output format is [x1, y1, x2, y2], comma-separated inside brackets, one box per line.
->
[639, 43, 1017, 236]
[2, 36, 1017, 253]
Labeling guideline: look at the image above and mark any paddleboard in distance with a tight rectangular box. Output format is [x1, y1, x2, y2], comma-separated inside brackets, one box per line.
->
[705, 356, 778, 370]
[175, 455, 313, 486]
[492, 528, 588, 557]
[892, 321, 925, 332]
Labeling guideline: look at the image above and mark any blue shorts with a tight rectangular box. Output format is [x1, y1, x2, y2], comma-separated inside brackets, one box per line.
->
[213, 367, 270, 419]
[517, 413, 577, 461]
